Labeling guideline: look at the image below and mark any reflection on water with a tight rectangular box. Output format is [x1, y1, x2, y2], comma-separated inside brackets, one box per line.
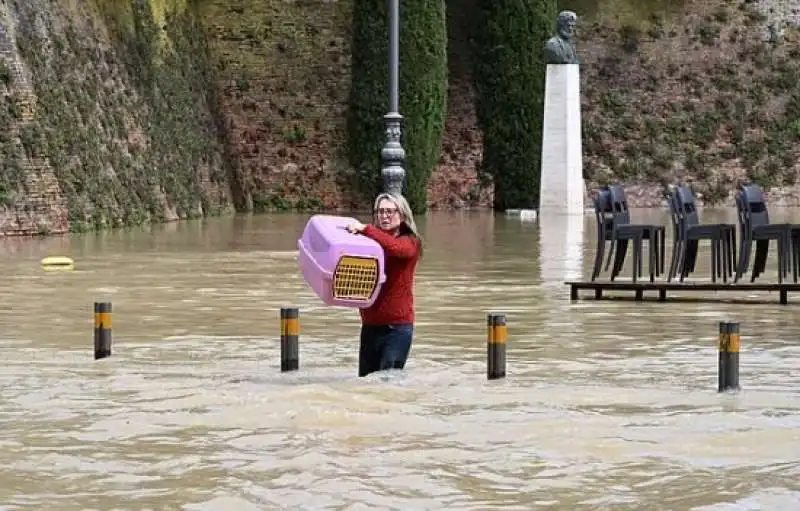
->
[539, 213, 586, 283]
[1, 211, 799, 509]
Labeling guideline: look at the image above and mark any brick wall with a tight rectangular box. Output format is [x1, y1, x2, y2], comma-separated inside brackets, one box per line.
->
[0, 2, 68, 236]
[8, 0, 792, 236]
[198, 0, 354, 209]
[198, 0, 491, 211]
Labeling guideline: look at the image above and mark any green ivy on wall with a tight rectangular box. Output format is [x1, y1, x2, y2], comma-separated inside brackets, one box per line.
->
[12, 0, 230, 231]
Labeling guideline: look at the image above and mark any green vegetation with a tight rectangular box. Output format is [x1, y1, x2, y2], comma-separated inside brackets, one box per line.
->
[559, 0, 687, 25]
[0, 95, 24, 207]
[584, 2, 800, 204]
[9, 0, 229, 231]
[346, 0, 448, 213]
[472, 0, 556, 209]
[251, 191, 324, 213]
[3, 0, 800, 226]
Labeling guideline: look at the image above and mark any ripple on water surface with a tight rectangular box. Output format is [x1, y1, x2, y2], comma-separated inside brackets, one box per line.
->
[1, 212, 799, 509]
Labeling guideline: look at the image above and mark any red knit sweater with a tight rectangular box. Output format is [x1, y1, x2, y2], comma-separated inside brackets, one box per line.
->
[359, 224, 421, 326]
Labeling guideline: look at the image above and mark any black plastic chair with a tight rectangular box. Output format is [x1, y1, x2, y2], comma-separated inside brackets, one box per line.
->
[666, 185, 736, 283]
[602, 184, 665, 282]
[792, 228, 800, 283]
[665, 189, 682, 280]
[590, 189, 614, 281]
[734, 184, 795, 283]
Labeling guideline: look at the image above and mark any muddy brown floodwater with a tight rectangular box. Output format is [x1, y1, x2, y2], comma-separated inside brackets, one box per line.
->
[0, 210, 798, 510]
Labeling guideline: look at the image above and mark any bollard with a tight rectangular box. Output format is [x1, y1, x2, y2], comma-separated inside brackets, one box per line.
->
[280, 307, 299, 372]
[487, 312, 507, 380]
[94, 302, 112, 360]
[718, 321, 740, 392]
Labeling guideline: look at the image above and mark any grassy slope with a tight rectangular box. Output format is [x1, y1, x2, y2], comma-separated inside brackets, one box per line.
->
[580, 0, 800, 204]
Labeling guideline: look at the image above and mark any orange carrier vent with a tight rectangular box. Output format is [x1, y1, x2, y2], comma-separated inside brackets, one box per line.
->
[333, 255, 380, 301]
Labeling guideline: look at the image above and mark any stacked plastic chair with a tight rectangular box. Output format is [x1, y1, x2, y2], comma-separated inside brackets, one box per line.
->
[600, 184, 666, 283]
[666, 185, 736, 283]
[734, 184, 800, 283]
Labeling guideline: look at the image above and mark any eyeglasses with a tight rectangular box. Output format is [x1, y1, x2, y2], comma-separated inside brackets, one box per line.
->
[376, 208, 399, 217]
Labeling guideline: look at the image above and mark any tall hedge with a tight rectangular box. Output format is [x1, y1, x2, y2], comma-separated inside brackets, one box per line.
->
[346, 0, 448, 213]
[472, 0, 556, 210]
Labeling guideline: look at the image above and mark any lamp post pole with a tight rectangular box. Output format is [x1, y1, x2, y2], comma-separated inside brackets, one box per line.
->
[381, 0, 405, 196]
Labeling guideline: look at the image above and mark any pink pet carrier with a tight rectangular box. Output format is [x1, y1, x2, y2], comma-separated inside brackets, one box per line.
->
[297, 215, 386, 308]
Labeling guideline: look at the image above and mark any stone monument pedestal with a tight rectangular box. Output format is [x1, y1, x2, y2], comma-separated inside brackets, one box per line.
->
[539, 64, 584, 216]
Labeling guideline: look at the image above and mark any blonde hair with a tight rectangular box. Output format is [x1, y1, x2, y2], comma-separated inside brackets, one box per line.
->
[372, 193, 422, 241]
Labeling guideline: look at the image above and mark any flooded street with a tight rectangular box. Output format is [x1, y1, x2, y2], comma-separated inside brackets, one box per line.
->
[1, 210, 799, 510]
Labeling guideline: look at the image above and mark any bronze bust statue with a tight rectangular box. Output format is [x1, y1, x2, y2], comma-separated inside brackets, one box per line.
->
[544, 11, 579, 65]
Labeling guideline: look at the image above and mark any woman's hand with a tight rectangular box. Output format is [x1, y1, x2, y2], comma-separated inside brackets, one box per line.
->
[345, 221, 367, 234]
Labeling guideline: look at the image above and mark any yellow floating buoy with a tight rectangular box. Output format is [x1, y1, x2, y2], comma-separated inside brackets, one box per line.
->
[41, 256, 75, 271]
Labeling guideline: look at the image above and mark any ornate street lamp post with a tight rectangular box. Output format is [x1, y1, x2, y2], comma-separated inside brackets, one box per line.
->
[380, 0, 405, 196]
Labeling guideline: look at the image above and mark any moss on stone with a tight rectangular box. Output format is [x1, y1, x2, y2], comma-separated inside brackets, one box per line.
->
[582, 1, 800, 204]
[13, 0, 231, 231]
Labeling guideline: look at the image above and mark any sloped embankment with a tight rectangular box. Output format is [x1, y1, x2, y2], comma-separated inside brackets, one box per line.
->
[0, 0, 232, 235]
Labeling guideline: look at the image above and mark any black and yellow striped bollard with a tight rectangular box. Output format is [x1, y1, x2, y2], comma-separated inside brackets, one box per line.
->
[718, 321, 740, 392]
[487, 312, 507, 380]
[94, 302, 112, 360]
[280, 307, 299, 372]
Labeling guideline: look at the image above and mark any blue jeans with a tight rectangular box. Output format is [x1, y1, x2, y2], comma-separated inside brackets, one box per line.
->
[358, 323, 414, 377]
